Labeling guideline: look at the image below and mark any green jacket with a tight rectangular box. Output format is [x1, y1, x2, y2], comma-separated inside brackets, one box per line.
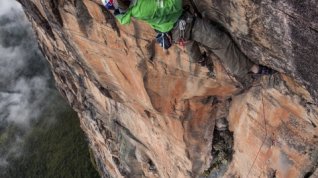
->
[116, 0, 183, 32]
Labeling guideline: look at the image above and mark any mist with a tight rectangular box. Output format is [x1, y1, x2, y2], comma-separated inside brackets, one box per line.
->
[0, 0, 52, 166]
[0, 0, 50, 125]
[0, 2, 100, 177]
[0, 0, 18, 16]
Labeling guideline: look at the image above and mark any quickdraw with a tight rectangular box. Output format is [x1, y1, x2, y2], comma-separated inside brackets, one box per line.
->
[178, 19, 186, 48]
[179, 38, 185, 47]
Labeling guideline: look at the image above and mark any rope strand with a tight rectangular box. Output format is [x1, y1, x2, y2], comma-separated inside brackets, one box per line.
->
[246, 84, 268, 177]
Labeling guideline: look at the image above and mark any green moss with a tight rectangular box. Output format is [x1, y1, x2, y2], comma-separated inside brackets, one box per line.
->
[0, 131, 8, 145]
[201, 128, 234, 177]
[0, 124, 24, 154]
[1, 93, 100, 178]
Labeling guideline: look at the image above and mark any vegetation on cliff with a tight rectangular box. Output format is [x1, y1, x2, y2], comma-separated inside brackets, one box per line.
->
[1, 99, 100, 178]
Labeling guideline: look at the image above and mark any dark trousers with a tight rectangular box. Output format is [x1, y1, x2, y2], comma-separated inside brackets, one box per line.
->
[172, 13, 254, 80]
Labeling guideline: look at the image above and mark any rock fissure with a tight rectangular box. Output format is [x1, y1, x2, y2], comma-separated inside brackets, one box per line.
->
[75, 0, 93, 36]
[202, 120, 234, 178]
[48, 0, 64, 27]
[18, 0, 56, 40]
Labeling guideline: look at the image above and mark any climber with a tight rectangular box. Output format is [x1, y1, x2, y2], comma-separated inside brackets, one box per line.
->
[101, 0, 274, 84]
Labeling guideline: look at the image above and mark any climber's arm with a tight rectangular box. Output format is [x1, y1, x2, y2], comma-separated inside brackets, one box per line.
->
[115, 12, 132, 25]
[101, 0, 132, 25]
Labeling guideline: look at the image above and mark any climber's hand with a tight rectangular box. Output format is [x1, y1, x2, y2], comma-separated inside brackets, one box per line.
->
[156, 33, 172, 49]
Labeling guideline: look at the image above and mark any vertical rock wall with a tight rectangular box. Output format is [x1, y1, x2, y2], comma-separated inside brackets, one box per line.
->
[19, 0, 318, 177]
[196, 0, 318, 101]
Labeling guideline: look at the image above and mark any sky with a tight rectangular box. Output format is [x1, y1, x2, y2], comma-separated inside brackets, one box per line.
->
[0, 0, 22, 16]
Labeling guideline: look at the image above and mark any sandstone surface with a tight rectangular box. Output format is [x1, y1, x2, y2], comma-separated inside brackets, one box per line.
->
[19, 0, 318, 177]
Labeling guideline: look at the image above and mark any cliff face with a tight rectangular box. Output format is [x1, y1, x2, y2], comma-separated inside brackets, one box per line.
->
[19, 0, 318, 177]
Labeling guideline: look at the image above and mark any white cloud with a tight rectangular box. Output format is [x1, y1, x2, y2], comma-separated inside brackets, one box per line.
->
[0, 0, 53, 167]
[0, 5, 49, 126]
[5, 76, 48, 126]
[0, 0, 22, 16]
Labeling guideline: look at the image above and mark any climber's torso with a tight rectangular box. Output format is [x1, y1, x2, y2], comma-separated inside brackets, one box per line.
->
[116, 0, 183, 32]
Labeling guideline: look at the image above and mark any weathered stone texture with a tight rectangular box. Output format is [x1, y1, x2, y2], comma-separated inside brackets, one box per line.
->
[196, 0, 318, 102]
[19, 0, 318, 177]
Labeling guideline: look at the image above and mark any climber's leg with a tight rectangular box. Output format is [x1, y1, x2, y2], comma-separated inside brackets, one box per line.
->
[185, 41, 203, 63]
[171, 12, 203, 63]
[191, 18, 254, 79]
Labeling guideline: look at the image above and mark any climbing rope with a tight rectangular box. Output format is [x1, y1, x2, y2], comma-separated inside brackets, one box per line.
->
[246, 82, 268, 178]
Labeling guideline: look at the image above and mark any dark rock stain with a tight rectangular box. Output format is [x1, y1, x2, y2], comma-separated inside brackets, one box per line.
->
[75, 0, 93, 36]
[48, 0, 64, 27]
[99, 5, 121, 37]
[17, 0, 56, 40]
